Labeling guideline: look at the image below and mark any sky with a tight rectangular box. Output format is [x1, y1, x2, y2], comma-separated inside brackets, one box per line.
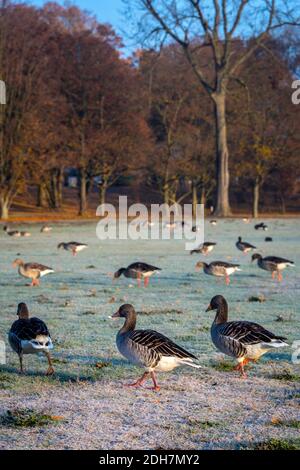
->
[27, 1, 130, 41]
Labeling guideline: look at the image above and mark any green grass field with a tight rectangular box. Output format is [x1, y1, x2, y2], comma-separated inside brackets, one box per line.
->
[0, 219, 299, 449]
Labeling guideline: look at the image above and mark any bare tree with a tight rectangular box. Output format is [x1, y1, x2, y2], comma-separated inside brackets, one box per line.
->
[125, 0, 300, 216]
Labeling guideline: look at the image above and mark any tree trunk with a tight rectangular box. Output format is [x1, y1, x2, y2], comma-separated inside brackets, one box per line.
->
[79, 168, 87, 215]
[163, 182, 169, 205]
[212, 92, 231, 217]
[200, 186, 206, 206]
[192, 180, 198, 220]
[57, 168, 64, 207]
[99, 182, 107, 206]
[37, 183, 48, 208]
[252, 179, 260, 218]
[0, 196, 9, 219]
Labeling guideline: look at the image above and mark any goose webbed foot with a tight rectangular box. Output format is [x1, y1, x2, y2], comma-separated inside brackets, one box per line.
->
[124, 371, 149, 388]
[46, 366, 55, 376]
[145, 371, 160, 391]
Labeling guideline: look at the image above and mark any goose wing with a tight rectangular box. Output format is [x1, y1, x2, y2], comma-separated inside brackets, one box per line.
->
[129, 329, 197, 359]
[218, 321, 286, 346]
[24, 262, 53, 273]
[10, 317, 50, 340]
[210, 261, 240, 268]
[128, 262, 161, 273]
[264, 256, 293, 265]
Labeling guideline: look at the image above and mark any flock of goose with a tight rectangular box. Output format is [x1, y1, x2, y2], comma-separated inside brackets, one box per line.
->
[3, 219, 295, 390]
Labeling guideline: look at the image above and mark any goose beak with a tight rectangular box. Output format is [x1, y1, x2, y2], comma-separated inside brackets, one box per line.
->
[111, 310, 120, 318]
[205, 304, 212, 312]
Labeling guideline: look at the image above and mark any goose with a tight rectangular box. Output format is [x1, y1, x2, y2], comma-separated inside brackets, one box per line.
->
[255, 222, 268, 231]
[196, 261, 241, 285]
[114, 262, 161, 287]
[3, 226, 21, 237]
[236, 237, 256, 254]
[57, 241, 88, 256]
[20, 231, 31, 237]
[9, 303, 54, 375]
[210, 220, 217, 226]
[41, 225, 52, 233]
[111, 304, 200, 390]
[12, 258, 54, 286]
[206, 295, 288, 377]
[190, 242, 216, 255]
[251, 254, 294, 281]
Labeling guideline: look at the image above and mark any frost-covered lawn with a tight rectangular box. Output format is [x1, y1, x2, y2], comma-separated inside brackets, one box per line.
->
[0, 219, 299, 450]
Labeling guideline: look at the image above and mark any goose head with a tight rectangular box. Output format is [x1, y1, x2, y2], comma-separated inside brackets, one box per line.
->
[111, 304, 135, 318]
[206, 295, 226, 312]
[17, 302, 29, 319]
[251, 253, 262, 262]
[12, 258, 24, 268]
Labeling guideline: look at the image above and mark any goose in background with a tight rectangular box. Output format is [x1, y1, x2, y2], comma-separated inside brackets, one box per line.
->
[41, 225, 52, 233]
[20, 230, 31, 237]
[252, 254, 294, 281]
[196, 261, 241, 285]
[13, 258, 54, 286]
[236, 237, 256, 254]
[57, 241, 88, 256]
[3, 226, 21, 237]
[111, 304, 200, 391]
[255, 222, 268, 231]
[190, 242, 216, 255]
[206, 295, 288, 377]
[9, 303, 54, 375]
[114, 262, 161, 287]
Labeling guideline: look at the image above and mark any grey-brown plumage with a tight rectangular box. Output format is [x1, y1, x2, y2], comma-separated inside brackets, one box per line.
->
[252, 254, 294, 281]
[8, 303, 54, 375]
[114, 262, 161, 287]
[57, 241, 88, 256]
[190, 242, 216, 255]
[3, 226, 21, 237]
[236, 237, 256, 253]
[206, 295, 288, 377]
[196, 261, 241, 285]
[12, 258, 54, 286]
[111, 304, 200, 390]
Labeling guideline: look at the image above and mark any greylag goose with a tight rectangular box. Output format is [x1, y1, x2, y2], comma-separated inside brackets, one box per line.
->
[9, 303, 54, 375]
[111, 304, 200, 390]
[13, 258, 54, 286]
[57, 241, 88, 256]
[190, 242, 216, 255]
[236, 237, 256, 254]
[206, 295, 288, 377]
[251, 254, 294, 281]
[114, 262, 161, 287]
[3, 226, 21, 237]
[255, 222, 268, 231]
[196, 261, 241, 285]
[41, 225, 52, 233]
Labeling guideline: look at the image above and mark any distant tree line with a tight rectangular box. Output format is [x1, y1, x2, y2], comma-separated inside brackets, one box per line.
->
[0, 0, 299, 219]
